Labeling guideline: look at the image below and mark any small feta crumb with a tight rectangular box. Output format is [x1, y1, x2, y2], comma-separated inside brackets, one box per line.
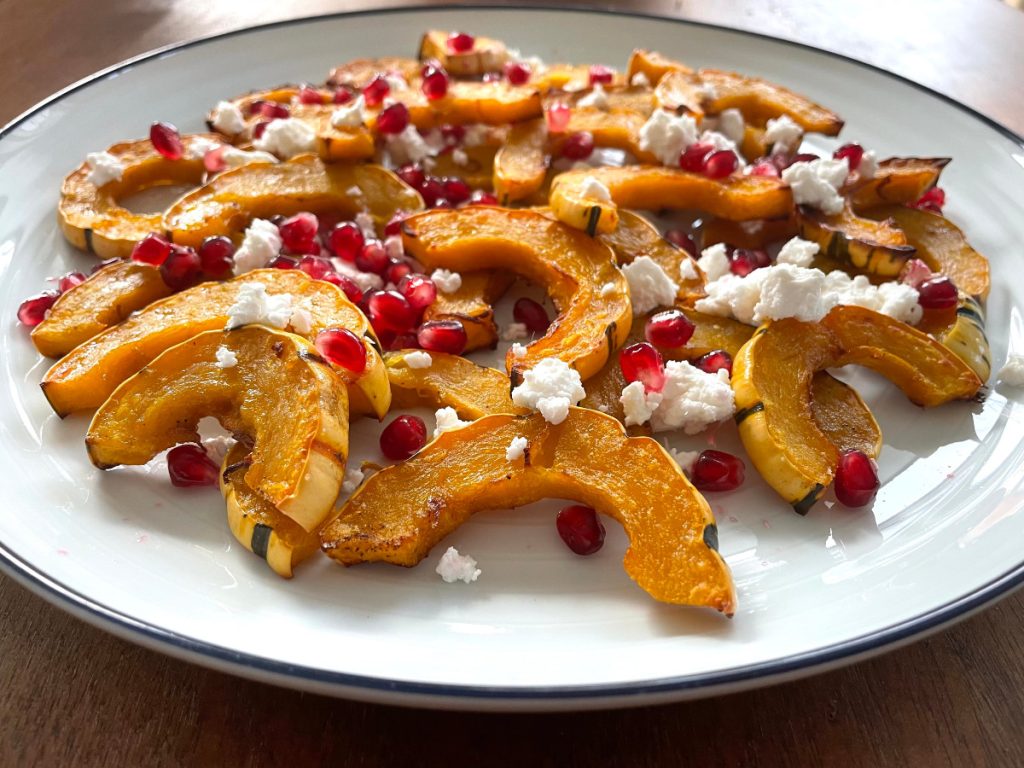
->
[354, 211, 376, 240]
[221, 147, 278, 170]
[716, 108, 745, 144]
[289, 307, 313, 334]
[384, 72, 409, 93]
[775, 236, 820, 268]
[510, 342, 528, 358]
[764, 115, 803, 153]
[404, 350, 433, 368]
[462, 124, 490, 147]
[578, 175, 612, 202]
[186, 136, 222, 161]
[781, 157, 850, 215]
[434, 407, 470, 437]
[998, 354, 1024, 386]
[620, 380, 663, 427]
[431, 268, 462, 293]
[630, 72, 651, 88]
[505, 436, 528, 461]
[331, 95, 365, 128]
[214, 345, 238, 369]
[622, 256, 680, 315]
[435, 546, 481, 584]
[651, 362, 735, 434]
[225, 282, 294, 330]
[666, 447, 700, 474]
[510, 358, 586, 425]
[253, 118, 317, 159]
[638, 109, 699, 166]
[859, 150, 878, 180]
[384, 235, 404, 259]
[599, 282, 617, 298]
[341, 466, 365, 495]
[386, 124, 434, 165]
[85, 151, 124, 186]
[233, 219, 283, 275]
[697, 243, 731, 283]
[451, 148, 469, 166]
[203, 435, 235, 466]
[501, 322, 529, 341]
[211, 101, 246, 135]
[577, 83, 610, 110]
[679, 258, 699, 281]
[345, 185, 363, 199]
[699, 129, 741, 161]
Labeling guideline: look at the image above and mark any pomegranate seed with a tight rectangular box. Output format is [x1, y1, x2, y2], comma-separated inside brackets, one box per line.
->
[279, 212, 320, 254]
[362, 75, 390, 107]
[693, 349, 732, 377]
[385, 259, 411, 285]
[786, 152, 820, 168]
[729, 248, 771, 277]
[203, 145, 227, 173]
[917, 276, 959, 310]
[433, 199, 454, 210]
[251, 121, 269, 140]
[380, 415, 428, 461]
[588, 64, 614, 86]
[900, 258, 934, 288]
[679, 142, 714, 172]
[664, 229, 697, 257]
[299, 256, 332, 280]
[749, 158, 780, 177]
[645, 310, 695, 348]
[367, 290, 416, 333]
[470, 190, 499, 206]
[298, 85, 323, 105]
[440, 124, 466, 144]
[384, 212, 407, 237]
[561, 131, 595, 160]
[149, 122, 184, 160]
[247, 99, 268, 117]
[166, 444, 219, 488]
[442, 177, 472, 204]
[377, 102, 410, 135]
[619, 342, 665, 392]
[397, 164, 426, 189]
[417, 320, 467, 354]
[314, 327, 366, 372]
[690, 450, 745, 492]
[58, 271, 87, 293]
[421, 65, 450, 101]
[399, 274, 437, 310]
[259, 101, 290, 119]
[446, 32, 475, 53]
[704, 150, 738, 179]
[556, 505, 605, 555]
[834, 450, 880, 508]
[197, 236, 235, 278]
[334, 86, 355, 104]
[16, 291, 60, 326]
[356, 240, 389, 274]
[323, 272, 363, 304]
[504, 61, 531, 85]
[131, 233, 172, 266]
[329, 222, 365, 261]
[90, 257, 120, 275]
[913, 186, 946, 213]
[513, 297, 550, 333]
[545, 102, 572, 133]
[419, 177, 446, 207]
[389, 332, 420, 350]
[833, 143, 864, 171]
[160, 246, 202, 291]
[269, 255, 297, 269]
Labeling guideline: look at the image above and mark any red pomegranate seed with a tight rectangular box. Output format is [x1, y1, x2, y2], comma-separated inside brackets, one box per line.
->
[333, 86, 355, 104]
[504, 61, 531, 85]
[900, 258, 933, 288]
[389, 332, 420, 350]
[419, 177, 446, 207]
[315, 327, 366, 372]
[197, 236, 235, 278]
[470, 190, 499, 206]
[694, 349, 732, 377]
[749, 158, 780, 177]
[279, 212, 320, 254]
[329, 221, 365, 261]
[257, 101, 290, 119]
[58, 271, 87, 293]
[619, 342, 665, 392]
[440, 124, 466, 144]
[421, 65, 450, 101]
[546, 102, 571, 133]
[323, 272, 363, 304]
[786, 152, 820, 168]
[588, 64, 615, 86]
[383, 259, 409, 285]
[368, 290, 416, 333]
[131, 233, 172, 266]
[362, 75, 390, 107]
[729, 248, 771, 277]
[833, 142, 864, 171]
[269, 255, 297, 270]
[645, 309, 695, 348]
[247, 99, 268, 117]
[690, 450, 745, 492]
[913, 186, 946, 213]
[299, 256, 332, 280]
[446, 32, 475, 53]
[556, 505, 606, 555]
[834, 450, 880, 508]
[917, 276, 959, 309]
[356, 240, 389, 274]
[397, 164, 426, 189]
[90, 257, 120, 275]
[399, 274, 437, 310]
[679, 142, 714, 172]
[149, 122, 184, 160]
[380, 415, 428, 461]
[561, 131, 595, 160]
[384, 212, 407, 237]
[298, 85, 323, 105]
[160, 246, 202, 291]
[377, 102, 410, 135]
[417, 320, 467, 354]
[253, 121, 272, 141]
[17, 291, 60, 326]
[704, 150, 738, 179]
[166, 444, 219, 488]
[203, 145, 227, 173]
[432, 199, 454, 210]
[664, 229, 697, 257]
[442, 177, 472, 204]
[513, 297, 550, 333]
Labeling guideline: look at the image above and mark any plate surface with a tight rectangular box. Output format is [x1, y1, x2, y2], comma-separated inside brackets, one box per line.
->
[2, 7, 1024, 711]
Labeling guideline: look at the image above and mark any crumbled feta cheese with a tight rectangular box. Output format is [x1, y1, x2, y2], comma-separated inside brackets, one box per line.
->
[202, 435, 234, 466]
[404, 350, 432, 368]
[354, 211, 376, 240]
[345, 185, 363, 200]
[630, 72, 651, 88]
[331, 95, 365, 128]
[435, 546, 481, 584]
[289, 307, 313, 334]
[214, 345, 238, 369]
[501, 322, 529, 341]
[620, 380, 663, 427]
[651, 362, 735, 434]
[696, 273, 765, 325]
[998, 354, 1024, 386]
[452, 148, 469, 166]
[859, 150, 878, 180]
[697, 243, 731, 282]
[699, 129, 741, 161]
[510, 358, 586, 425]
[387, 124, 434, 165]
[764, 114, 803, 153]
[699, 81, 719, 100]
[330, 258, 384, 292]
[781, 157, 849, 215]
[384, 235, 404, 260]
[775, 236, 819, 268]
[622, 256, 679, 315]
[431, 268, 462, 293]
[824, 271, 922, 324]
[750, 264, 835, 323]
[186, 136, 222, 161]
[666, 446, 700, 474]
[85, 151, 124, 186]
[221, 147, 278, 169]
[253, 118, 317, 159]
[716, 109, 745, 144]
[579, 175, 612, 202]
[505, 436, 528, 461]
[233, 219, 283, 275]
[225, 282, 294, 330]
[462, 124, 490, 147]
[434, 407, 470, 437]
[341, 466, 365, 495]
[599, 282, 617, 298]
[638, 109, 699, 166]
[384, 72, 409, 93]
[577, 83, 610, 110]
[211, 100, 246, 135]
[510, 342, 528, 358]
[679, 258, 699, 281]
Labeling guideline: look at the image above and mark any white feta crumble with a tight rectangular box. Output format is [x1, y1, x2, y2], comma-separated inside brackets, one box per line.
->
[354, 211, 376, 240]
[387, 125, 434, 165]
[435, 546, 481, 584]
[630, 72, 651, 88]
[404, 350, 433, 368]
[622, 256, 679, 315]
[577, 83, 610, 110]
[578, 175, 612, 202]
[211, 100, 246, 135]
[233, 218, 283, 275]
[859, 150, 878, 180]
[384, 72, 409, 93]
[225, 282, 294, 330]
[781, 157, 850, 215]
[253, 118, 317, 159]
[697, 243, 732, 282]
[505, 436, 528, 461]
[651, 362, 735, 434]
[345, 185, 363, 200]
[510, 358, 586, 425]
[330, 95, 366, 129]
[501, 322, 529, 341]
[764, 114, 803, 153]
[202, 435, 234, 466]
[451, 148, 469, 166]
[331, 258, 384, 292]
[699, 129, 741, 160]
[998, 355, 1024, 386]
[679, 258, 699, 281]
[434, 407, 470, 437]
[341, 466, 365, 495]
[510, 342, 528, 359]
[289, 307, 313, 334]
[599, 282, 618, 298]
[775, 236, 820, 268]
[431, 268, 462, 293]
[85, 151, 124, 186]
[716, 108, 745, 144]
[620, 380, 663, 427]
[384, 235, 404, 260]
[214, 345, 238, 369]
[638, 109, 699, 166]
[221, 147, 278, 170]
[666, 447, 700, 475]
[185, 136, 222, 161]
[462, 124, 491, 148]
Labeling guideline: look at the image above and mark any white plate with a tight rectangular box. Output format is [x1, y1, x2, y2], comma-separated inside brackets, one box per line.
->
[2, 7, 1024, 712]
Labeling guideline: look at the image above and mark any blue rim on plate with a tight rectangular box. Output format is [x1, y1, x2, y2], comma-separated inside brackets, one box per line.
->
[2, 5, 1023, 705]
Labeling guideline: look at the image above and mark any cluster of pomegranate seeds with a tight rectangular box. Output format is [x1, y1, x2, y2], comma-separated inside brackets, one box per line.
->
[315, 327, 367, 372]
[690, 450, 745, 492]
[917, 275, 959, 310]
[446, 31, 475, 53]
[197, 236, 235, 278]
[269, 255, 297, 269]
[16, 291, 60, 326]
[397, 162, 479, 210]
[645, 309, 695, 348]
[58, 272, 87, 293]
[664, 229, 698, 257]
[912, 186, 946, 214]
[619, 342, 666, 392]
[377, 102, 411, 135]
[417, 320, 468, 354]
[380, 415, 428, 461]
[329, 221, 365, 261]
[131, 233, 173, 266]
[679, 144, 738, 179]
[299, 255, 332, 280]
[588, 65, 615, 86]
[545, 102, 572, 133]
[279, 212, 320, 254]
[166, 444, 219, 488]
[367, 290, 417, 333]
[834, 450, 880, 507]
[561, 131, 595, 160]
[297, 85, 323, 105]
[323, 272, 363, 304]
[399, 274, 437, 310]
[729, 248, 771, 277]
[679, 142, 714, 172]
[512, 297, 551, 333]
[362, 75, 391, 107]
[160, 245, 203, 291]
[149, 122, 184, 160]
[421, 64, 450, 100]
[694, 349, 733, 377]
[504, 61, 531, 85]
[556, 505, 606, 555]
[833, 142, 864, 171]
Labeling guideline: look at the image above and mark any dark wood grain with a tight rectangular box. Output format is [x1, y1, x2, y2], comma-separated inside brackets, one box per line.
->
[3, 2, 1024, 766]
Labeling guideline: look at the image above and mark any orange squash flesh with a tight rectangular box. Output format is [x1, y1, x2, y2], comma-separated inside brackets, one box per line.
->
[327, 58, 423, 89]
[427, 143, 498, 190]
[652, 69, 706, 118]
[848, 157, 949, 210]
[493, 118, 548, 204]
[626, 49, 694, 84]
[418, 30, 510, 77]
[797, 204, 915, 277]
[810, 373, 882, 458]
[321, 408, 736, 613]
[422, 270, 515, 353]
[386, 350, 527, 418]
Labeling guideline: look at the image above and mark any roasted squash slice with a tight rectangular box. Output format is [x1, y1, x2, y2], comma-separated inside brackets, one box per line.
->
[31, 261, 173, 358]
[796, 204, 915, 277]
[738, 125, 769, 163]
[163, 156, 422, 248]
[418, 30, 510, 76]
[401, 208, 631, 381]
[326, 57, 423, 89]
[931, 293, 991, 382]
[847, 157, 949, 210]
[549, 166, 792, 235]
[810, 373, 883, 459]
[421, 270, 515, 353]
[386, 350, 527, 418]
[732, 306, 982, 512]
[532, 65, 626, 93]
[321, 408, 736, 612]
[87, 327, 348, 532]
[652, 69, 706, 118]
[494, 118, 548, 203]
[626, 49, 693, 85]
[427, 143, 498, 190]
[41, 269, 389, 419]
[220, 442, 321, 578]
[59, 135, 219, 259]
[701, 216, 797, 250]
[400, 81, 543, 129]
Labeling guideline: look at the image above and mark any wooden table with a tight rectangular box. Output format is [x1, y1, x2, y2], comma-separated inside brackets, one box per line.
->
[3, 2, 1023, 765]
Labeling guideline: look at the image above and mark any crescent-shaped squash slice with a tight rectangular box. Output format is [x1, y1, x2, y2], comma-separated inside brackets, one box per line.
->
[701, 215, 797, 250]
[848, 157, 949, 210]
[220, 442, 321, 578]
[652, 69, 706, 118]
[41, 269, 389, 419]
[163, 156, 422, 248]
[31, 261, 173, 358]
[422, 270, 515, 353]
[327, 57, 423, 89]
[732, 306, 982, 513]
[402, 207, 631, 381]
[493, 118, 548, 203]
[59, 135, 219, 258]
[532, 65, 627, 93]
[418, 30, 510, 77]
[931, 293, 991, 383]
[427, 143, 497, 190]
[399, 81, 543, 129]
[385, 350, 527, 418]
[626, 49, 694, 84]
[321, 408, 736, 612]
[796, 203, 915, 277]
[809, 373, 883, 459]
[549, 165, 792, 235]
[87, 326, 349, 532]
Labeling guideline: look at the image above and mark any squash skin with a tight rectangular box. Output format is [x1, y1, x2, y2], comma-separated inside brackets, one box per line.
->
[422, 270, 515, 353]
[87, 327, 349, 532]
[31, 261, 172, 358]
[401, 207, 631, 382]
[931, 294, 991, 382]
[848, 157, 949, 210]
[321, 408, 736, 613]
[796, 204, 915, 277]
[41, 269, 389, 419]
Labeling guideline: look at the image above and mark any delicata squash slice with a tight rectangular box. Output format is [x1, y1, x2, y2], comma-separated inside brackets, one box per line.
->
[847, 157, 949, 210]
[41, 269, 390, 419]
[321, 408, 736, 613]
[422, 270, 515, 353]
[796, 203, 915, 278]
[88, 327, 348, 533]
[386, 350, 527, 418]
[418, 30, 510, 77]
